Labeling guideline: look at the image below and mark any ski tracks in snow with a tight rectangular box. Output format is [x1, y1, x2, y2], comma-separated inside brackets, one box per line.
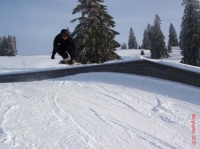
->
[0, 74, 199, 149]
[59, 81, 179, 149]
[152, 96, 192, 126]
[46, 91, 108, 149]
[70, 80, 196, 149]
[89, 85, 179, 149]
[0, 85, 26, 147]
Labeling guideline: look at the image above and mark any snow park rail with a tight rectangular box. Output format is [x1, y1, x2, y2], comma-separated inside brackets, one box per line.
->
[0, 60, 200, 88]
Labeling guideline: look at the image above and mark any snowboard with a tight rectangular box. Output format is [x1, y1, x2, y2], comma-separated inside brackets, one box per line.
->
[58, 61, 81, 65]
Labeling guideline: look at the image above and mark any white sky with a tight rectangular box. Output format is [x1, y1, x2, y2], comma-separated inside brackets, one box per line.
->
[0, 0, 185, 55]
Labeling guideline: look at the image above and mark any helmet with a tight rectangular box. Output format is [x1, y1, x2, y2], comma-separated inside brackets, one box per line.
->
[60, 29, 69, 36]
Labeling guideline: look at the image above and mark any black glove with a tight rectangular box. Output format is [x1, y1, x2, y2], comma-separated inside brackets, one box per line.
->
[51, 54, 55, 59]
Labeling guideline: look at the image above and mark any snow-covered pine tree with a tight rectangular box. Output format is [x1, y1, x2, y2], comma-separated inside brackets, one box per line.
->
[12, 36, 17, 55]
[147, 24, 153, 43]
[151, 14, 169, 59]
[71, 22, 85, 61]
[168, 23, 178, 46]
[0, 36, 17, 56]
[7, 35, 13, 56]
[121, 43, 127, 49]
[128, 27, 138, 49]
[71, 0, 121, 63]
[142, 29, 151, 49]
[0, 36, 8, 56]
[180, 0, 200, 66]
[7, 35, 17, 56]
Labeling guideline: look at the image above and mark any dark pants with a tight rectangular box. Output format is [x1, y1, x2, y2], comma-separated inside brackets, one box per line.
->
[55, 46, 75, 59]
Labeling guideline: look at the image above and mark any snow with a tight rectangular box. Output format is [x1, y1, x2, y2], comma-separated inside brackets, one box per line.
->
[1, 47, 200, 74]
[116, 48, 200, 73]
[0, 48, 200, 149]
[0, 55, 65, 74]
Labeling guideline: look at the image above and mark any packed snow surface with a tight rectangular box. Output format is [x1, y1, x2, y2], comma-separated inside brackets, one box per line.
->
[1, 48, 200, 74]
[0, 48, 200, 148]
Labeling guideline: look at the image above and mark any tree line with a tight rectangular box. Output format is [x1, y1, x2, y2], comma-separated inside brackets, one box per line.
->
[121, 16, 178, 59]
[2, 0, 199, 67]
[70, 0, 200, 67]
[122, 20, 178, 51]
[0, 35, 17, 56]
[120, 0, 200, 66]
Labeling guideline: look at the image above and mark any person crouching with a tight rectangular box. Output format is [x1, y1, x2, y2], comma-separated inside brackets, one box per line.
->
[51, 29, 76, 64]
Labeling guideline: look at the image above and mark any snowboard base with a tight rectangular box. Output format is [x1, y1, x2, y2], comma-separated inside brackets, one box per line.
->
[58, 61, 81, 65]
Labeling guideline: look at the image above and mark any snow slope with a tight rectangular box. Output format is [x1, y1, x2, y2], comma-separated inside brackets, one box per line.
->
[1, 48, 200, 74]
[0, 55, 65, 74]
[115, 48, 200, 73]
[0, 73, 200, 149]
[0, 48, 200, 149]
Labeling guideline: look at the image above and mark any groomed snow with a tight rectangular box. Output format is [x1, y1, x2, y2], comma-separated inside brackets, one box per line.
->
[116, 48, 200, 73]
[0, 48, 200, 148]
[1, 73, 200, 149]
[1, 47, 200, 74]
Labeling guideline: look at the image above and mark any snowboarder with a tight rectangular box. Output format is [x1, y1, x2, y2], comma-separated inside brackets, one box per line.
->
[51, 29, 76, 64]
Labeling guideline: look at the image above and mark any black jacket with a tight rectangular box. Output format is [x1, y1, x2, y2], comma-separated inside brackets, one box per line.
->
[52, 34, 76, 56]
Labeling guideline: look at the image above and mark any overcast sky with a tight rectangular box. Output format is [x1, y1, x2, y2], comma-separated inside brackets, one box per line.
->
[0, 0, 185, 55]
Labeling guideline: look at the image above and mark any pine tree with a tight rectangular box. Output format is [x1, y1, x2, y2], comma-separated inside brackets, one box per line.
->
[180, 0, 200, 66]
[142, 29, 151, 49]
[121, 43, 127, 49]
[128, 27, 138, 49]
[151, 14, 169, 59]
[0, 36, 17, 56]
[7, 35, 13, 56]
[0, 36, 8, 56]
[71, 0, 121, 63]
[7, 35, 17, 56]
[12, 36, 17, 55]
[168, 23, 178, 46]
[147, 24, 153, 43]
